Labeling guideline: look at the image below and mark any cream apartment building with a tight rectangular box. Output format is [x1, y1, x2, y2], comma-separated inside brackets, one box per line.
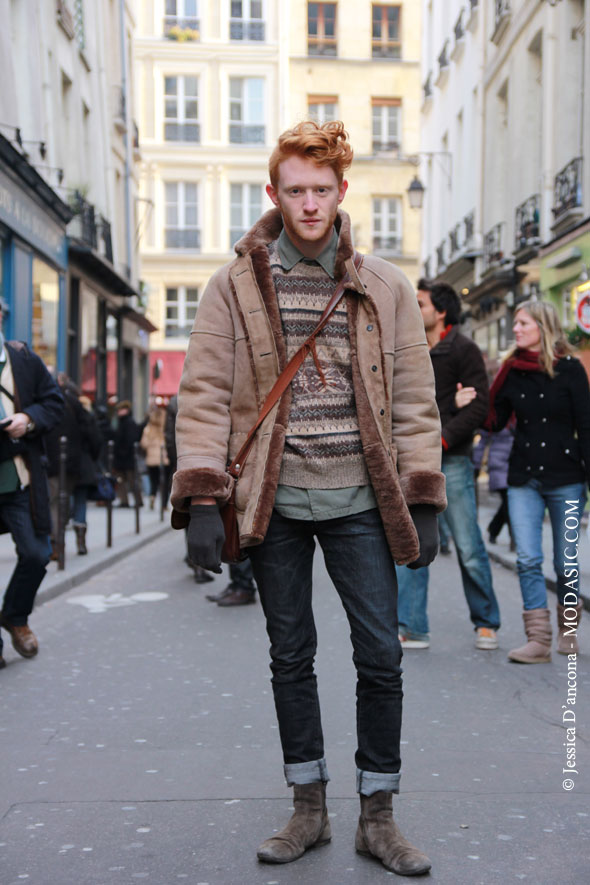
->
[138, 1, 423, 392]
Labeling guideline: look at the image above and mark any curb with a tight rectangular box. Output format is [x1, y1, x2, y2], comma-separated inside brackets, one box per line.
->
[36, 522, 172, 607]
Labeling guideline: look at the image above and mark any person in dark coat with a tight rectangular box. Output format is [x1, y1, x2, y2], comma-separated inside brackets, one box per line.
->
[113, 400, 142, 507]
[396, 281, 500, 651]
[485, 300, 589, 663]
[72, 396, 104, 554]
[0, 303, 64, 668]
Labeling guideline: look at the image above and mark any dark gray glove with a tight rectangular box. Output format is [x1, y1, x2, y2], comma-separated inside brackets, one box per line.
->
[187, 504, 224, 574]
[407, 504, 439, 569]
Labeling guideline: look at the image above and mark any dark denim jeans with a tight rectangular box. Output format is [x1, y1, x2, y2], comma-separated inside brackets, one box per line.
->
[0, 488, 51, 652]
[248, 507, 403, 794]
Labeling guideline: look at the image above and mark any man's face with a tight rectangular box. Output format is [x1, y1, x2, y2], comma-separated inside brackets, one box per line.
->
[417, 289, 446, 332]
[266, 155, 348, 255]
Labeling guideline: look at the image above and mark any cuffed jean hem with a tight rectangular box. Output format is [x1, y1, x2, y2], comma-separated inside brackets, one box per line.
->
[357, 769, 401, 796]
[284, 758, 330, 787]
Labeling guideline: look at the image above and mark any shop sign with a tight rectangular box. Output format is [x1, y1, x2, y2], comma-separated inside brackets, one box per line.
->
[0, 169, 67, 268]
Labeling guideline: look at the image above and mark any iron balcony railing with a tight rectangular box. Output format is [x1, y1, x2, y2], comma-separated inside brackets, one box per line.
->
[438, 40, 450, 73]
[449, 223, 461, 257]
[423, 258, 431, 280]
[372, 139, 399, 153]
[229, 124, 265, 145]
[552, 157, 583, 220]
[163, 15, 200, 36]
[165, 228, 201, 250]
[72, 192, 97, 249]
[230, 18, 265, 41]
[454, 9, 465, 43]
[423, 72, 433, 100]
[464, 210, 475, 244]
[484, 223, 503, 271]
[514, 194, 540, 251]
[373, 236, 401, 253]
[436, 241, 446, 272]
[98, 216, 113, 263]
[164, 121, 200, 142]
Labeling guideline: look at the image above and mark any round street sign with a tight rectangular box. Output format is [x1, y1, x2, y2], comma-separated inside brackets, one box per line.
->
[576, 290, 590, 333]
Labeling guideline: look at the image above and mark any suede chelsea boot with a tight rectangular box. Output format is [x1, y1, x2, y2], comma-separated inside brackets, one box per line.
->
[257, 782, 331, 864]
[355, 791, 431, 876]
[508, 608, 552, 663]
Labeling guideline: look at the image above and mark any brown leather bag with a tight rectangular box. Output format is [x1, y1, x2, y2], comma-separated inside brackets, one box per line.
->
[219, 253, 363, 563]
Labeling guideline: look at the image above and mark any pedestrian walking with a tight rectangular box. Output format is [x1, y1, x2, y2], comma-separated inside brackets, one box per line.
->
[0, 301, 64, 668]
[140, 405, 170, 510]
[171, 121, 446, 875]
[472, 425, 515, 545]
[72, 395, 104, 554]
[396, 280, 501, 651]
[112, 400, 142, 508]
[166, 394, 214, 585]
[485, 300, 589, 662]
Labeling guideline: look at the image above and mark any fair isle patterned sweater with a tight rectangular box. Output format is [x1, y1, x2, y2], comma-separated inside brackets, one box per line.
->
[268, 239, 370, 489]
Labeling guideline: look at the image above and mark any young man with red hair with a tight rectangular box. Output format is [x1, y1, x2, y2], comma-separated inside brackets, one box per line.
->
[171, 122, 445, 875]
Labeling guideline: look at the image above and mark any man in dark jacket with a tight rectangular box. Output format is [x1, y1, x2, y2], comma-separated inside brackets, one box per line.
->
[396, 281, 501, 650]
[113, 400, 142, 507]
[0, 302, 64, 668]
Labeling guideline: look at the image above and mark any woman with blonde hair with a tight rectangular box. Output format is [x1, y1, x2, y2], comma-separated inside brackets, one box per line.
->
[140, 405, 169, 509]
[486, 299, 590, 662]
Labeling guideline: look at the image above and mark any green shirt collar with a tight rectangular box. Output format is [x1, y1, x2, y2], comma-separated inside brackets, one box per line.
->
[277, 227, 338, 279]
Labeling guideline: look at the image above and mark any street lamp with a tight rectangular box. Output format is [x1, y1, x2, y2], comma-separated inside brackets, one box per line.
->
[407, 175, 426, 209]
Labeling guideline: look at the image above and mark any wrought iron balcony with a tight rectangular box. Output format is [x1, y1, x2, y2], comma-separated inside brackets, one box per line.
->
[454, 9, 465, 43]
[97, 216, 113, 263]
[164, 122, 200, 143]
[163, 16, 200, 38]
[484, 223, 504, 271]
[438, 40, 450, 73]
[449, 223, 461, 257]
[373, 236, 401, 254]
[372, 139, 399, 153]
[230, 19, 265, 41]
[552, 157, 583, 220]
[514, 194, 540, 252]
[423, 72, 433, 100]
[165, 228, 201, 250]
[229, 124, 265, 145]
[71, 192, 97, 249]
[423, 258, 431, 280]
[436, 241, 446, 273]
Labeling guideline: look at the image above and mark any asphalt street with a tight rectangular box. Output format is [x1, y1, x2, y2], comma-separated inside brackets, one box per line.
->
[0, 528, 588, 885]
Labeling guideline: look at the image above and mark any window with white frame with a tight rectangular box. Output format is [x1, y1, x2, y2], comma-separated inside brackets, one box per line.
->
[164, 182, 200, 249]
[308, 95, 338, 125]
[165, 286, 199, 338]
[372, 197, 401, 253]
[164, 0, 199, 36]
[164, 76, 199, 142]
[229, 77, 265, 144]
[230, 183, 263, 247]
[230, 0, 265, 41]
[372, 98, 400, 152]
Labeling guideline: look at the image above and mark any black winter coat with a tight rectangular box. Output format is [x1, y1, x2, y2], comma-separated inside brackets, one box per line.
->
[0, 342, 64, 535]
[429, 325, 489, 456]
[489, 355, 590, 488]
[45, 388, 89, 478]
[113, 414, 142, 472]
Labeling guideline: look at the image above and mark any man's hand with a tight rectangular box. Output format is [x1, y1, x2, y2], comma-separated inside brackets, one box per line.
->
[407, 504, 439, 569]
[454, 383, 477, 410]
[187, 503, 225, 574]
[5, 413, 30, 439]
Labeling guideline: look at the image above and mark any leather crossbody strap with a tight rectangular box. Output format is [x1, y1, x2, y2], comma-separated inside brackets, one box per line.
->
[227, 251, 364, 480]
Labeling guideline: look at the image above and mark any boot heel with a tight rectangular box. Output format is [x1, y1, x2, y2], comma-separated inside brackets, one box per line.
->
[317, 817, 332, 845]
[355, 826, 369, 855]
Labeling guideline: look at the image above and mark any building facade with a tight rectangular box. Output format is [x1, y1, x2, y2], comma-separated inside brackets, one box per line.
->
[0, 0, 151, 414]
[138, 0, 423, 395]
[421, 0, 590, 366]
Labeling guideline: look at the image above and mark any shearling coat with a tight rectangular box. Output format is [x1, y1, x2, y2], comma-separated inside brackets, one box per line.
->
[170, 209, 446, 565]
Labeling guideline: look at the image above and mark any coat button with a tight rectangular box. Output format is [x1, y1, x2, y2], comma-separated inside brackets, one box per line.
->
[371, 365, 378, 372]
[367, 324, 374, 331]
[380, 408, 385, 415]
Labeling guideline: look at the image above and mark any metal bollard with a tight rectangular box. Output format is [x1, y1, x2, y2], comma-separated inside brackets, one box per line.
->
[133, 441, 141, 534]
[106, 439, 114, 548]
[57, 435, 68, 571]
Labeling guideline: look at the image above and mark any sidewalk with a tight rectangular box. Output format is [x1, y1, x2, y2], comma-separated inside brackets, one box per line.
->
[476, 485, 590, 608]
[0, 500, 172, 605]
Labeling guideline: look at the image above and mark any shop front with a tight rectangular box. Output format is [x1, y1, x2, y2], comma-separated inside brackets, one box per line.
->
[0, 133, 72, 367]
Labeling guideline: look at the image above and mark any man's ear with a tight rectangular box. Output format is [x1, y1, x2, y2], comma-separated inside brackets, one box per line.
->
[266, 183, 279, 207]
[338, 179, 348, 204]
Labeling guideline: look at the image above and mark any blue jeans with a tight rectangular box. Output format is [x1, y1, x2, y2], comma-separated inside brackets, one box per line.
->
[0, 488, 51, 653]
[248, 508, 403, 796]
[507, 480, 586, 609]
[397, 455, 500, 639]
[72, 485, 89, 525]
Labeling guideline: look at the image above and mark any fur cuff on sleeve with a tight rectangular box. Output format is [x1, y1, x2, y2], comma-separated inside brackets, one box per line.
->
[170, 467, 234, 514]
[400, 471, 447, 513]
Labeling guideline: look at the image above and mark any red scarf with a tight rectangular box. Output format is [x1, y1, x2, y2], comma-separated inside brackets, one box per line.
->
[485, 349, 554, 429]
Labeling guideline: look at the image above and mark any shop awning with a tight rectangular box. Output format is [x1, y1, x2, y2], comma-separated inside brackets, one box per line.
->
[69, 239, 140, 297]
[149, 350, 187, 397]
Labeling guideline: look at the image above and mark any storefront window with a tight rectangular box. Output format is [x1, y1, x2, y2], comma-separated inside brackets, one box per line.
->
[32, 257, 59, 373]
[80, 289, 98, 399]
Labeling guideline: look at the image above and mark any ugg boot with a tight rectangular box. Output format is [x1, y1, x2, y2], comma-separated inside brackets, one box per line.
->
[508, 608, 552, 663]
[556, 601, 583, 655]
[74, 523, 88, 556]
[355, 791, 431, 876]
[257, 782, 331, 864]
